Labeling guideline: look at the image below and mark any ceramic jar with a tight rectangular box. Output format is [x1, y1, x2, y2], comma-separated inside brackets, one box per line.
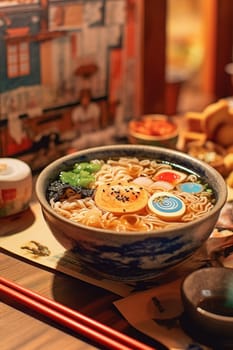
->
[0, 158, 32, 217]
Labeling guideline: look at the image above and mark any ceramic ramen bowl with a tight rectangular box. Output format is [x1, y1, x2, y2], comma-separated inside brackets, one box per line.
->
[36, 145, 227, 282]
[181, 267, 233, 336]
[128, 115, 178, 149]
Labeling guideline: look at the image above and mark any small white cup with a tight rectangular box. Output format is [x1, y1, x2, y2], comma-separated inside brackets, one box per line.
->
[0, 158, 32, 217]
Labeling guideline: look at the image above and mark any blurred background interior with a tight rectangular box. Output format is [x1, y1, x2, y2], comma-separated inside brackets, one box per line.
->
[166, 0, 233, 114]
[143, 0, 233, 115]
[0, 0, 232, 171]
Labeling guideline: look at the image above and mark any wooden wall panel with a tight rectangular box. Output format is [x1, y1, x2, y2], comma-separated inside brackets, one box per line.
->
[202, 0, 233, 99]
[215, 0, 233, 98]
[140, 0, 167, 114]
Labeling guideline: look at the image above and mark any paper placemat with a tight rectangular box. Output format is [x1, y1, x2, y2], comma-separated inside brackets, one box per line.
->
[114, 278, 210, 350]
[114, 249, 233, 350]
[0, 202, 133, 297]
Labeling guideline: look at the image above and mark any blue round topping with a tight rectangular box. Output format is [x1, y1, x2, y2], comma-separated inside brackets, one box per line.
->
[148, 192, 186, 220]
[177, 182, 203, 194]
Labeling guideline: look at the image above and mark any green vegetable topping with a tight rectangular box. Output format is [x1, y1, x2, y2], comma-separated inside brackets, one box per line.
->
[73, 162, 101, 174]
[59, 162, 101, 187]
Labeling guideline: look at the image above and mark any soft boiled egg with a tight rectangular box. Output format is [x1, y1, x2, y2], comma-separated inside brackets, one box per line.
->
[95, 182, 148, 214]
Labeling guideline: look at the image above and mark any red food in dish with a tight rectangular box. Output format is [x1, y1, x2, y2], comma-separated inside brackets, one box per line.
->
[130, 119, 176, 137]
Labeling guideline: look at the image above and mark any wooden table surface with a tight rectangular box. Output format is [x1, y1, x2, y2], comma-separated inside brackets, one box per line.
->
[0, 175, 166, 350]
[0, 249, 167, 350]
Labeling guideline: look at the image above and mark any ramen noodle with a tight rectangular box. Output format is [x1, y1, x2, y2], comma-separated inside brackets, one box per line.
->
[47, 157, 215, 232]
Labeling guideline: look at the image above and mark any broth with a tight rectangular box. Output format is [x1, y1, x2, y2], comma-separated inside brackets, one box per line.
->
[197, 296, 233, 317]
[47, 157, 215, 232]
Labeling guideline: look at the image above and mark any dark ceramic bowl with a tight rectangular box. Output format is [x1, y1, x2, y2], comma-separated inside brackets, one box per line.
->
[181, 267, 233, 336]
[36, 145, 227, 282]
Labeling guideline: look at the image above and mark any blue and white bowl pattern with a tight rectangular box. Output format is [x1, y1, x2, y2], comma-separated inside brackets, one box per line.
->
[37, 145, 227, 282]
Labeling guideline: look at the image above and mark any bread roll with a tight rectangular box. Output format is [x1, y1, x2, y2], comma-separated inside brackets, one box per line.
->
[202, 99, 229, 139]
[215, 122, 233, 147]
[185, 112, 204, 132]
[226, 171, 233, 188]
[224, 153, 233, 172]
[182, 131, 207, 144]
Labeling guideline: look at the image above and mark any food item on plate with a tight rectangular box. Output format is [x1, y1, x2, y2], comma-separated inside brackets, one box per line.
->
[226, 171, 233, 187]
[225, 153, 233, 189]
[185, 112, 204, 132]
[202, 99, 229, 139]
[129, 115, 177, 137]
[184, 99, 230, 139]
[223, 153, 233, 173]
[181, 131, 207, 147]
[128, 115, 178, 148]
[215, 122, 233, 147]
[47, 157, 215, 232]
[186, 141, 227, 176]
[183, 99, 231, 147]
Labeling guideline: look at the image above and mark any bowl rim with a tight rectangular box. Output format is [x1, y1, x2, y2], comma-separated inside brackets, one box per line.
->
[35, 144, 227, 237]
[181, 267, 233, 323]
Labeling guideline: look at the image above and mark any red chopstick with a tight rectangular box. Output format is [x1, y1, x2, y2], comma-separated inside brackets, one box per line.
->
[0, 277, 155, 350]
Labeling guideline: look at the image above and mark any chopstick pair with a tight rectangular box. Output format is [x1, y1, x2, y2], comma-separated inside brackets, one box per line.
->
[0, 277, 155, 350]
